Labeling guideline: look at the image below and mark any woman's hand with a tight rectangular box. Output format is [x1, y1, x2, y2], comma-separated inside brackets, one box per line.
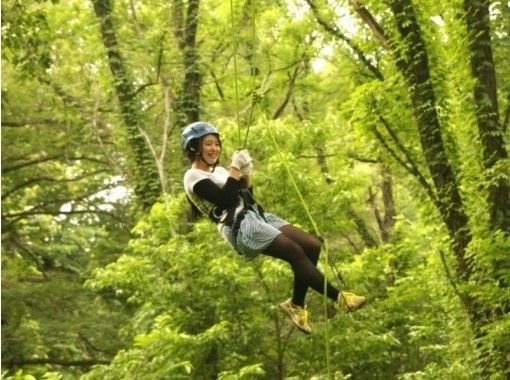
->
[230, 149, 252, 170]
[241, 161, 253, 177]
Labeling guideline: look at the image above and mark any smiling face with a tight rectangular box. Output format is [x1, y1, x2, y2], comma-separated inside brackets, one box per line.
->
[199, 134, 221, 166]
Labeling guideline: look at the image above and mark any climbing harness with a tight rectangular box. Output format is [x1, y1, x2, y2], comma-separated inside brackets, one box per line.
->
[209, 187, 267, 248]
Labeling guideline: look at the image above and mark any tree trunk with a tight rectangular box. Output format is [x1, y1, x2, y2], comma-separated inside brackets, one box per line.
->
[380, 166, 396, 241]
[463, 2, 510, 375]
[463, 0, 510, 233]
[173, 0, 202, 128]
[368, 165, 396, 243]
[389, 0, 508, 376]
[388, 0, 472, 282]
[346, 208, 379, 248]
[92, 0, 161, 210]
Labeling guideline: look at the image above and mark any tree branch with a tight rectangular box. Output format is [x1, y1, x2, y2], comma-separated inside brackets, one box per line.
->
[371, 125, 438, 206]
[2, 155, 109, 174]
[158, 84, 172, 192]
[171, 0, 185, 49]
[2, 183, 127, 225]
[2, 169, 109, 200]
[128, 0, 143, 38]
[133, 81, 159, 97]
[137, 126, 167, 193]
[346, 208, 378, 247]
[8, 237, 49, 279]
[292, 97, 305, 121]
[305, 0, 384, 81]
[503, 91, 509, 134]
[347, 153, 379, 163]
[154, 32, 167, 82]
[297, 153, 337, 159]
[377, 114, 426, 175]
[368, 186, 385, 241]
[380, 165, 396, 240]
[93, 0, 162, 209]
[9, 358, 110, 367]
[272, 64, 301, 120]
[339, 230, 362, 254]
[3, 209, 124, 223]
[347, 0, 391, 49]
[438, 249, 462, 300]
[372, 108, 438, 206]
[209, 67, 225, 100]
[40, 79, 112, 114]
[1, 119, 63, 127]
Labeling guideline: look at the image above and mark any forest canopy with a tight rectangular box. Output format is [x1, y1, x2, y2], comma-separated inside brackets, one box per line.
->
[1, 0, 509, 379]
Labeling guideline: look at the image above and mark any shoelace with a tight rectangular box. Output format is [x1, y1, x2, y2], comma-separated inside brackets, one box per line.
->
[340, 294, 353, 312]
[292, 305, 308, 326]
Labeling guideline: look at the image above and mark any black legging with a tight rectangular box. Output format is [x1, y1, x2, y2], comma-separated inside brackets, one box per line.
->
[263, 224, 339, 307]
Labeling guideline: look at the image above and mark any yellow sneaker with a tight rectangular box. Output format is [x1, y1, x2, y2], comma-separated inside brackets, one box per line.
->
[336, 291, 366, 313]
[279, 298, 312, 334]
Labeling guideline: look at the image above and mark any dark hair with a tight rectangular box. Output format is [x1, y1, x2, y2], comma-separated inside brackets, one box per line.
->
[185, 140, 200, 162]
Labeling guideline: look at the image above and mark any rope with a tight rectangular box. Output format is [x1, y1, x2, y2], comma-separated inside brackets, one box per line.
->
[230, 2, 332, 377]
[230, 0, 258, 149]
[243, 0, 257, 149]
[264, 115, 332, 379]
[229, 0, 241, 146]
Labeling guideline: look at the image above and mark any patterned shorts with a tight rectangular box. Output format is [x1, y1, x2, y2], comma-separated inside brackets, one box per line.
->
[218, 209, 289, 260]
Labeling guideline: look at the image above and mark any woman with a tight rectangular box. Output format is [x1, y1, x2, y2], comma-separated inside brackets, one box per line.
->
[182, 121, 366, 334]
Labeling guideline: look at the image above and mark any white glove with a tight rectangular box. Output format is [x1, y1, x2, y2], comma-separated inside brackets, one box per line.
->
[241, 161, 253, 176]
[231, 149, 252, 170]
[238, 149, 252, 164]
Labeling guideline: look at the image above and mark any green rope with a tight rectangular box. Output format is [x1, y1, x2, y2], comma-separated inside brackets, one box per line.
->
[243, 0, 257, 149]
[264, 115, 332, 379]
[229, 0, 241, 146]
[230, 3, 331, 376]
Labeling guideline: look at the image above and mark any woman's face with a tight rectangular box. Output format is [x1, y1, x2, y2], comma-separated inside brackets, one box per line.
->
[199, 134, 221, 165]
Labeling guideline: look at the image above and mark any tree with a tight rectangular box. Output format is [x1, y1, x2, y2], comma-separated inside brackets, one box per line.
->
[2, 1, 135, 376]
[172, 0, 202, 128]
[92, 0, 162, 209]
[306, 0, 509, 376]
[463, 0, 509, 233]
[3, 1, 508, 378]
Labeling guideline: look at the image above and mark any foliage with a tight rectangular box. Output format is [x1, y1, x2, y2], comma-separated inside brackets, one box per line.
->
[2, 0, 509, 379]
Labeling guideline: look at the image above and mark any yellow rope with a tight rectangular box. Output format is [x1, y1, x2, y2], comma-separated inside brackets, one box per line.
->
[230, 2, 331, 377]
[264, 115, 332, 379]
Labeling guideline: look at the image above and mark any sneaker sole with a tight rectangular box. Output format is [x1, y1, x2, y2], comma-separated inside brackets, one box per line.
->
[279, 303, 312, 335]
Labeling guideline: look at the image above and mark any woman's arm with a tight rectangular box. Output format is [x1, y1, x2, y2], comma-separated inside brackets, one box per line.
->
[191, 151, 250, 209]
[242, 174, 252, 188]
[193, 175, 243, 209]
[229, 166, 242, 180]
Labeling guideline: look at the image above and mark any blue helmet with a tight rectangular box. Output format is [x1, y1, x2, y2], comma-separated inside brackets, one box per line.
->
[181, 121, 220, 151]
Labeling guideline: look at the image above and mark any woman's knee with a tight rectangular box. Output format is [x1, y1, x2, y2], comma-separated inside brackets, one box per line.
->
[308, 237, 321, 263]
[281, 225, 319, 249]
[265, 233, 307, 262]
[300, 232, 321, 260]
